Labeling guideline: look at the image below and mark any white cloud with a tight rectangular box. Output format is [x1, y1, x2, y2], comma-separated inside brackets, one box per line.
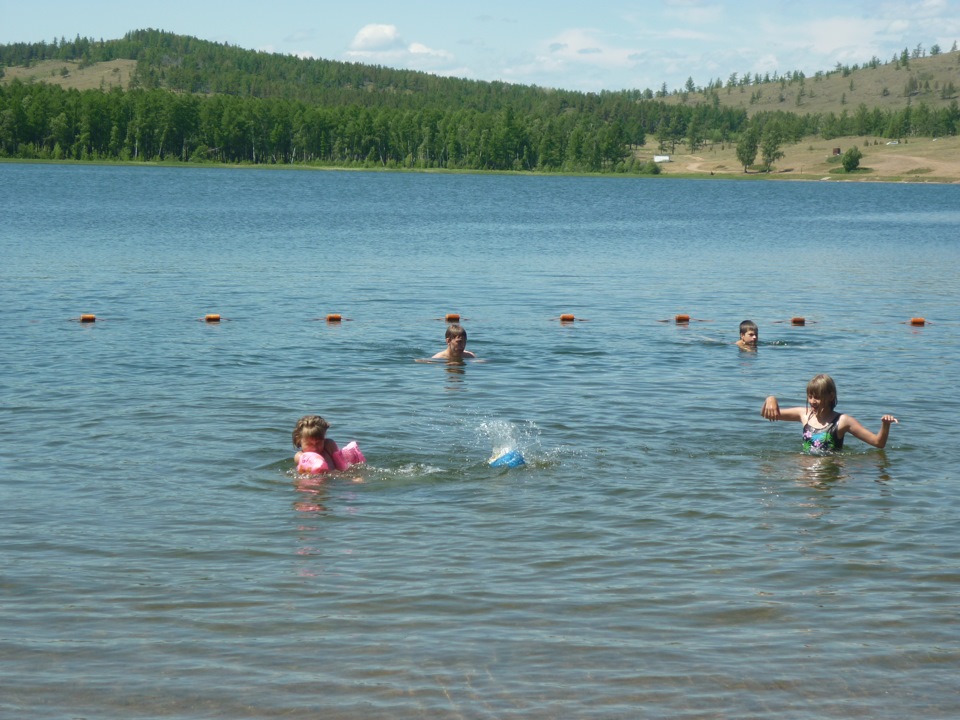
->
[408, 42, 453, 59]
[343, 24, 455, 73]
[349, 24, 404, 51]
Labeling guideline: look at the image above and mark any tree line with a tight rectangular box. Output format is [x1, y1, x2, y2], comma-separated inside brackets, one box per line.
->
[0, 76, 752, 172]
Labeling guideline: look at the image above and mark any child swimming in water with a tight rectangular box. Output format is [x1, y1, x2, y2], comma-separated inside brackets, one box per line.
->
[292, 415, 365, 474]
[761, 374, 898, 452]
[736, 320, 759, 350]
[432, 323, 476, 361]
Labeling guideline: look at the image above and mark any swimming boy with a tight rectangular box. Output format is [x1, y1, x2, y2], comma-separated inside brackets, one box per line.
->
[737, 320, 759, 350]
[432, 323, 476, 361]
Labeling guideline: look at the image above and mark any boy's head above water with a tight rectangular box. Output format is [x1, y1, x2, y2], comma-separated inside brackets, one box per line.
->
[433, 323, 475, 360]
[738, 320, 759, 349]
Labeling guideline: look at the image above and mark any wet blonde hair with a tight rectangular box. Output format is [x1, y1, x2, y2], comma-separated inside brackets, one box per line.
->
[293, 415, 330, 449]
[806, 374, 838, 410]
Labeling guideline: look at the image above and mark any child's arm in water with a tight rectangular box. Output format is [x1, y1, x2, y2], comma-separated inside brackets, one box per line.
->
[839, 414, 898, 448]
[761, 396, 806, 423]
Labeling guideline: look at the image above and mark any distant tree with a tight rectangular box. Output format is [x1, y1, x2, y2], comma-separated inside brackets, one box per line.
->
[759, 123, 785, 170]
[655, 118, 671, 152]
[685, 76, 696, 93]
[841, 145, 862, 172]
[931, 44, 942, 56]
[686, 117, 705, 151]
[735, 125, 760, 171]
[667, 114, 685, 153]
[854, 103, 871, 135]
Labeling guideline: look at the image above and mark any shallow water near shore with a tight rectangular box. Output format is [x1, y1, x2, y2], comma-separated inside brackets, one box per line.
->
[2, 163, 960, 719]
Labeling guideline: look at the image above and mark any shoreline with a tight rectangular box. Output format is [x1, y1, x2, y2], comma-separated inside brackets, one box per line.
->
[3, 141, 960, 185]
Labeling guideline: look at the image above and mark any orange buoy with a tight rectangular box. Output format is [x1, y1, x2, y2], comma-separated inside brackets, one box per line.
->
[559, 313, 575, 322]
[910, 317, 926, 326]
[80, 314, 96, 323]
[326, 313, 342, 322]
[675, 314, 690, 324]
[445, 313, 460, 322]
[205, 314, 221, 323]
[791, 317, 806, 326]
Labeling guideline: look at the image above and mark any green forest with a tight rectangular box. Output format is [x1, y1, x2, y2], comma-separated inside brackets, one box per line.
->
[1, 29, 959, 172]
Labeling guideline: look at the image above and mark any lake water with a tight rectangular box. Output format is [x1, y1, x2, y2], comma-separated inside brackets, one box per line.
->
[2, 163, 959, 719]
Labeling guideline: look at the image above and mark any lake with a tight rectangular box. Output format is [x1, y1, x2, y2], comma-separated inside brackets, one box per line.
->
[2, 162, 959, 719]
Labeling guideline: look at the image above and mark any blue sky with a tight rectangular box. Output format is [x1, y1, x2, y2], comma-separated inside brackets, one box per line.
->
[3, 1, 958, 93]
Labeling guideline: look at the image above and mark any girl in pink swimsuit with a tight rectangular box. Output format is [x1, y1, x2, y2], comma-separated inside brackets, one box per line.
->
[293, 415, 365, 474]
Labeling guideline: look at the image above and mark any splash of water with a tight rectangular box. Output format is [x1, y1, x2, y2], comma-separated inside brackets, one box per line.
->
[478, 419, 539, 464]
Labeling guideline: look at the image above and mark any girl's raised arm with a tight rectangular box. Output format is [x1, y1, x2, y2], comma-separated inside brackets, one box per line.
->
[841, 414, 898, 448]
[761, 396, 806, 422]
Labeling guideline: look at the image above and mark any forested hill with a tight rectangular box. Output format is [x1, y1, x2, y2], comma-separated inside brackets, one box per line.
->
[1, 29, 958, 171]
[2, 28, 578, 112]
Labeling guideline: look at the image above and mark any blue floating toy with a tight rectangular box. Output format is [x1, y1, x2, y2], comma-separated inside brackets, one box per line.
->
[489, 448, 525, 468]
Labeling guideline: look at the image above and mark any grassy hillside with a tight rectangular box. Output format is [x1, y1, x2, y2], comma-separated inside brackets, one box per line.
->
[1, 58, 136, 91]
[661, 50, 960, 118]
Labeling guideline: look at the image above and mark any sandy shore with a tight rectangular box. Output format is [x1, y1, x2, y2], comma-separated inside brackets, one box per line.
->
[649, 134, 960, 183]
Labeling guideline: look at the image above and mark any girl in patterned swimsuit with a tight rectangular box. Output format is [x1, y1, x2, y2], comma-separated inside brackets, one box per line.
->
[760, 374, 898, 453]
